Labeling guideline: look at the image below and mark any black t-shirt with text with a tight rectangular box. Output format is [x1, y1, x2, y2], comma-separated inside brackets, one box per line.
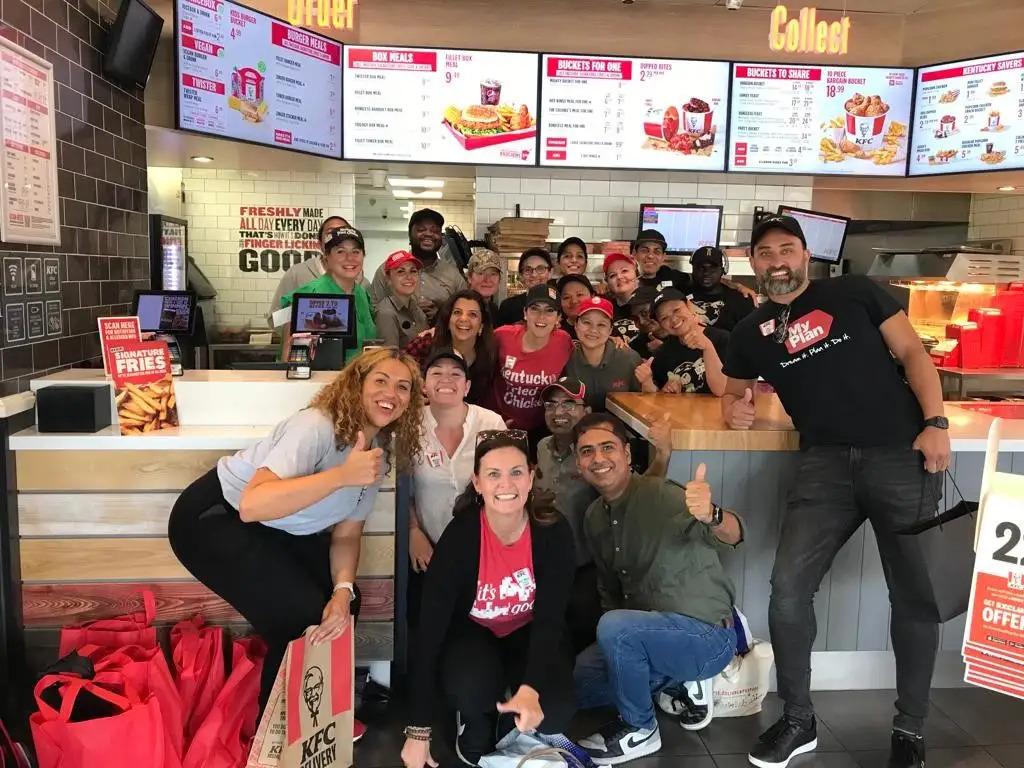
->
[639, 265, 691, 294]
[690, 285, 755, 332]
[652, 327, 730, 393]
[723, 275, 923, 448]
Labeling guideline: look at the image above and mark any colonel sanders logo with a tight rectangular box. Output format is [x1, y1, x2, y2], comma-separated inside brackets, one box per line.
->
[303, 666, 324, 725]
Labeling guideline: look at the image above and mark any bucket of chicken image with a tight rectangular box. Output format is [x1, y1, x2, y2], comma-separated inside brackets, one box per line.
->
[844, 93, 889, 151]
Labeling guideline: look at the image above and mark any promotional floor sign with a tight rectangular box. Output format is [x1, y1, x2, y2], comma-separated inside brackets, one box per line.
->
[110, 340, 180, 435]
[97, 316, 141, 376]
[962, 418, 1024, 698]
[247, 625, 354, 768]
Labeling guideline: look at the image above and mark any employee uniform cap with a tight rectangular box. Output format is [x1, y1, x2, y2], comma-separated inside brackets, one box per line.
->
[323, 226, 364, 252]
[602, 252, 636, 274]
[651, 287, 689, 319]
[556, 273, 595, 296]
[384, 250, 422, 272]
[627, 285, 658, 310]
[467, 248, 502, 275]
[424, 347, 468, 376]
[557, 236, 588, 259]
[542, 376, 587, 402]
[408, 208, 445, 231]
[750, 215, 807, 250]
[576, 296, 614, 321]
[634, 229, 668, 250]
[524, 284, 560, 311]
[690, 246, 725, 267]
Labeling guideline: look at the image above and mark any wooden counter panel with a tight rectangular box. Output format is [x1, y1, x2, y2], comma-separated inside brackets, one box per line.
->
[21, 534, 396, 581]
[22, 578, 395, 626]
[19, 490, 397, 536]
[17, 450, 229, 491]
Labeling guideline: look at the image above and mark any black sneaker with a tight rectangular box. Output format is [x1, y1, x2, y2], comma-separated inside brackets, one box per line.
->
[579, 718, 662, 765]
[655, 679, 714, 731]
[888, 729, 925, 768]
[455, 711, 495, 767]
[747, 716, 817, 768]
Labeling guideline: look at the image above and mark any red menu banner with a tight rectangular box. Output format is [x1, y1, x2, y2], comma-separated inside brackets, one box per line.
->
[346, 47, 437, 71]
[98, 316, 141, 376]
[111, 340, 180, 436]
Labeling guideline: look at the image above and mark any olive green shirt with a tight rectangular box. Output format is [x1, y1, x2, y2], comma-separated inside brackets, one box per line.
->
[583, 474, 741, 627]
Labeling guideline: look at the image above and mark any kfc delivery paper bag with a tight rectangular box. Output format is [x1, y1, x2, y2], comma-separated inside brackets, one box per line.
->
[247, 626, 354, 768]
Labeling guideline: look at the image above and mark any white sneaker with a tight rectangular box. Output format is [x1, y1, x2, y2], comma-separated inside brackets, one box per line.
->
[580, 718, 661, 765]
[656, 679, 714, 731]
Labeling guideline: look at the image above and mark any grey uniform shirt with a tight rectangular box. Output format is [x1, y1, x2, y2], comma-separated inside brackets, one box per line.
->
[374, 294, 429, 349]
[564, 341, 643, 412]
[369, 248, 467, 308]
[217, 408, 380, 535]
[534, 435, 598, 567]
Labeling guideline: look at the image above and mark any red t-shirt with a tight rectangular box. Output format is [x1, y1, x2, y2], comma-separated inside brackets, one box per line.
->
[470, 511, 536, 638]
[493, 324, 573, 431]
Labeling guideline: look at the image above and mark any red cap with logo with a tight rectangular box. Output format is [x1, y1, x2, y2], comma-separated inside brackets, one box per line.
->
[602, 252, 635, 274]
[384, 250, 423, 272]
[576, 296, 614, 320]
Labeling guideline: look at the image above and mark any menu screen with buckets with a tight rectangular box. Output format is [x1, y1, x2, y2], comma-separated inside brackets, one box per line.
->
[728, 64, 913, 176]
[343, 46, 539, 166]
[175, 0, 342, 158]
[909, 51, 1024, 175]
[538, 54, 730, 170]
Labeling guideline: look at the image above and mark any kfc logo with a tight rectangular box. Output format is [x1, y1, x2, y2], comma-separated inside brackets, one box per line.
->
[784, 309, 833, 354]
[303, 666, 324, 726]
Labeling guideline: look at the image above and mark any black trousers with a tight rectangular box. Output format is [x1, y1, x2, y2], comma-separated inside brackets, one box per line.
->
[168, 468, 361, 712]
[566, 563, 602, 655]
[770, 446, 942, 733]
[440, 620, 576, 739]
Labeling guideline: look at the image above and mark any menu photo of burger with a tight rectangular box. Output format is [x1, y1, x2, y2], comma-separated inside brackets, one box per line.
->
[442, 77, 537, 150]
[642, 97, 717, 156]
[989, 80, 1010, 97]
[819, 92, 907, 167]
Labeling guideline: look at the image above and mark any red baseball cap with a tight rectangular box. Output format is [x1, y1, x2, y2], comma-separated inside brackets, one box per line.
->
[576, 296, 614, 321]
[602, 252, 636, 274]
[384, 250, 422, 272]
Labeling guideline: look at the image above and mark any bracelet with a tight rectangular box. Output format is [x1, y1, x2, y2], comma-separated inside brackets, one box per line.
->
[403, 726, 431, 741]
[333, 582, 356, 602]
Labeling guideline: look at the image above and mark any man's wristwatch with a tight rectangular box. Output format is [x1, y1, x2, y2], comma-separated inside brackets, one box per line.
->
[923, 416, 949, 430]
[709, 503, 725, 528]
[333, 581, 356, 602]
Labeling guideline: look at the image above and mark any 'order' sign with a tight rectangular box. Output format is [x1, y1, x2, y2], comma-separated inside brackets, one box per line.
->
[769, 5, 851, 56]
[287, 0, 357, 30]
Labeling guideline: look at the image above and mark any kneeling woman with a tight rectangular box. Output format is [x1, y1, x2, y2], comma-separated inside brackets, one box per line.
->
[401, 430, 576, 768]
[169, 348, 424, 712]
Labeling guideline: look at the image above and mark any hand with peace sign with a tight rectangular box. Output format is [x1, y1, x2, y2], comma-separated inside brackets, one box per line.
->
[685, 462, 714, 523]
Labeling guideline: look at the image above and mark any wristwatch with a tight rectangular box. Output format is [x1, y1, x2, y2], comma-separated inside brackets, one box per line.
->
[923, 416, 949, 430]
[333, 581, 356, 602]
[709, 503, 725, 528]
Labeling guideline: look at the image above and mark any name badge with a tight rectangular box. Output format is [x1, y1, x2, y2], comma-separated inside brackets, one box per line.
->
[427, 451, 443, 468]
[513, 568, 535, 592]
[760, 319, 776, 336]
[505, 355, 517, 369]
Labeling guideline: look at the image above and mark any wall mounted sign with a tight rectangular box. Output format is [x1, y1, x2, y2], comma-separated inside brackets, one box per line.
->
[769, 5, 851, 56]
[287, 0, 356, 30]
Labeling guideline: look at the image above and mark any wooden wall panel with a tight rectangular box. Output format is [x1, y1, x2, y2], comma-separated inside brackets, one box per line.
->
[17, 451, 229, 491]
[21, 534, 395, 581]
[22, 578, 395, 626]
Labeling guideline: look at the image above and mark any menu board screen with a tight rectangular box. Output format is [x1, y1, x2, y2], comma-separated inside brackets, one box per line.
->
[175, 0, 342, 158]
[539, 55, 729, 170]
[909, 52, 1024, 175]
[343, 46, 539, 165]
[729, 63, 913, 176]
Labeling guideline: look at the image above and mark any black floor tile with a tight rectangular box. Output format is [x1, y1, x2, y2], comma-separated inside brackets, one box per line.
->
[812, 690, 975, 751]
[620, 756, 716, 768]
[715, 752, 861, 767]
[655, 711, 713, 756]
[853, 747, 1003, 768]
[984, 745, 1024, 768]
[930, 688, 1024, 746]
[697, 694, 844, 756]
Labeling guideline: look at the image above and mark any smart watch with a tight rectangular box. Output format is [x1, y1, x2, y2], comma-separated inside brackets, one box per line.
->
[923, 416, 949, 430]
[333, 581, 356, 602]
[709, 503, 725, 528]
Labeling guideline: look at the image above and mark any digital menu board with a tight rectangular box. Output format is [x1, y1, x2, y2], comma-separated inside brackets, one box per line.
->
[729, 63, 914, 176]
[539, 55, 730, 170]
[176, 0, 342, 158]
[909, 52, 1024, 176]
[343, 46, 539, 165]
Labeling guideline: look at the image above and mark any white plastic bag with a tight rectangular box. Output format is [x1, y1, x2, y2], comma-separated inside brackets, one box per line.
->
[712, 641, 774, 718]
[479, 731, 590, 768]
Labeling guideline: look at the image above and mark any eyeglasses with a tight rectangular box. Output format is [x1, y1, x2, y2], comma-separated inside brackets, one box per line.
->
[476, 429, 530, 449]
[772, 304, 792, 344]
[543, 399, 584, 412]
[520, 265, 551, 276]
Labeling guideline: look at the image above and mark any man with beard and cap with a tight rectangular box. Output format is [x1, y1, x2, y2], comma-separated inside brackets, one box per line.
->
[688, 246, 755, 332]
[369, 208, 466, 323]
[722, 215, 949, 768]
[634, 229, 756, 302]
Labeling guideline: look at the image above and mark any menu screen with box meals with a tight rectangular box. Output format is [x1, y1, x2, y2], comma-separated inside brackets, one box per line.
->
[175, 0, 342, 158]
[729, 63, 913, 175]
[539, 55, 730, 170]
[343, 46, 539, 165]
[909, 52, 1024, 175]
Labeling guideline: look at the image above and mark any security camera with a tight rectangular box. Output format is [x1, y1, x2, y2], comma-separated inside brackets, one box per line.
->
[726, 0, 743, 9]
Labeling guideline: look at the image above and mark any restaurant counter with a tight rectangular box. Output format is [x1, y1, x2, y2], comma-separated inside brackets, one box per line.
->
[3, 370, 406, 679]
[607, 390, 1024, 690]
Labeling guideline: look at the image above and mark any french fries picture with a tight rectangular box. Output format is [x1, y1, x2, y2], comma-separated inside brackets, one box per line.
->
[115, 374, 179, 436]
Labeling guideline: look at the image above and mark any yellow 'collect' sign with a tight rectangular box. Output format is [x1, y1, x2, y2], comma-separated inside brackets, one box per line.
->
[769, 5, 851, 56]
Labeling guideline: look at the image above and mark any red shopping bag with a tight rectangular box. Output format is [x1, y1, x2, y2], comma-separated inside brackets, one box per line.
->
[81, 643, 186, 764]
[171, 616, 226, 742]
[58, 590, 158, 656]
[0, 717, 31, 768]
[182, 636, 266, 768]
[30, 669, 173, 768]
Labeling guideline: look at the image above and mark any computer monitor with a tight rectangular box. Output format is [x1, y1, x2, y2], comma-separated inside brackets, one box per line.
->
[638, 204, 722, 255]
[777, 206, 851, 265]
[289, 294, 357, 339]
[132, 290, 196, 334]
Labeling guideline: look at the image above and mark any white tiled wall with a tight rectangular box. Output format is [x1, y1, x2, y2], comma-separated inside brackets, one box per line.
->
[149, 167, 355, 332]
[475, 168, 815, 245]
[968, 194, 1024, 253]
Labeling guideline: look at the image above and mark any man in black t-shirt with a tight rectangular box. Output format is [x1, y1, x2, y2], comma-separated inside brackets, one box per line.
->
[722, 215, 949, 768]
[688, 246, 755, 332]
[634, 229, 691, 293]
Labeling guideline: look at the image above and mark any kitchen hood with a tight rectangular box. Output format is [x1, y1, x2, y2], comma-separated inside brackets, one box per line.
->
[867, 239, 1023, 283]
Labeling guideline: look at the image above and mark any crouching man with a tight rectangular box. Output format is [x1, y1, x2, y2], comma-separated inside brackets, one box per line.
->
[571, 413, 744, 765]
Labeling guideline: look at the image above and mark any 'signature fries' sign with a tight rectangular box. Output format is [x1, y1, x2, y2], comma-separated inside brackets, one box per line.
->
[111, 340, 180, 436]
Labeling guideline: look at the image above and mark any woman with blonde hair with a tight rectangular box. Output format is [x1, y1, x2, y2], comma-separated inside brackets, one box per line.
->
[169, 348, 424, 718]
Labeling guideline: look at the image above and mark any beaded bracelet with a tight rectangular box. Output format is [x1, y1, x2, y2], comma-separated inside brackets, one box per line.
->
[403, 726, 432, 741]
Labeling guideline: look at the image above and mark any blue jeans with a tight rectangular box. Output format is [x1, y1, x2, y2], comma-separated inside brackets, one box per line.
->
[574, 610, 735, 730]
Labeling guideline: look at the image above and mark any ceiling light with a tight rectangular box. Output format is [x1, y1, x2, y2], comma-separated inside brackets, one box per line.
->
[190, 155, 213, 163]
[997, 185, 1017, 192]
[391, 190, 443, 200]
[388, 177, 445, 189]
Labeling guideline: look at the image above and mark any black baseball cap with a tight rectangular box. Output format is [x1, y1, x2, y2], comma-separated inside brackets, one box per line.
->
[424, 347, 468, 376]
[556, 273, 595, 296]
[542, 376, 586, 402]
[408, 208, 445, 232]
[626, 285, 658, 311]
[690, 246, 725, 267]
[518, 247, 553, 272]
[633, 229, 667, 251]
[524, 284, 560, 312]
[750, 215, 807, 250]
[651, 287, 688, 320]
[556, 237, 588, 260]
[322, 226, 364, 252]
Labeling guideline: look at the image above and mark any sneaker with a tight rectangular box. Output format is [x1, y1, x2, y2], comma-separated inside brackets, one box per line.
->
[747, 716, 817, 768]
[353, 719, 366, 742]
[655, 679, 714, 731]
[580, 718, 661, 765]
[888, 729, 925, 768]
[455, 711, 494, 767]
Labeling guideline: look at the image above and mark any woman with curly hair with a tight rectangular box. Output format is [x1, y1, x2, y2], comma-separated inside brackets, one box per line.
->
[169, 348, 424, 717]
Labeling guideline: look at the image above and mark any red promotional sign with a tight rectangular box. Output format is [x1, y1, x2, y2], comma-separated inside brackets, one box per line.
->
[346, 47, 436, 71]
[110, 340, 180, 436]
[734, 65, 823, 81]
[270, 22, 341, 65]
[546, 56, 633, 80]
[182, 74, 225, 95]
[965, 571, 1024, 664]
[181, 34, 223, 57]
[98, 316, 141, 376]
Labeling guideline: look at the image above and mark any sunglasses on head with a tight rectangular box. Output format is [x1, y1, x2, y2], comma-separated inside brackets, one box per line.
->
[475, 429, 529, 450]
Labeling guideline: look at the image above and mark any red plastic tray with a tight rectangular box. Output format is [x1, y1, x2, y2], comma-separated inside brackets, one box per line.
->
[443, 121, 537, 150]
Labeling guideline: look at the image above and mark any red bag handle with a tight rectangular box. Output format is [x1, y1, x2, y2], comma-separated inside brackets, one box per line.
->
[33, 671, 137, 724]
[140, 590, 157, 626]
[171, 616, 205, 671]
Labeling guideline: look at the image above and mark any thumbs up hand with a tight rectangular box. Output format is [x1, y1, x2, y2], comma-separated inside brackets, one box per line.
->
[634, 356, 655, 386]
[726, 387, 756, 431]
[340, 430, 385, 487]
[685, 462, 713, 523]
